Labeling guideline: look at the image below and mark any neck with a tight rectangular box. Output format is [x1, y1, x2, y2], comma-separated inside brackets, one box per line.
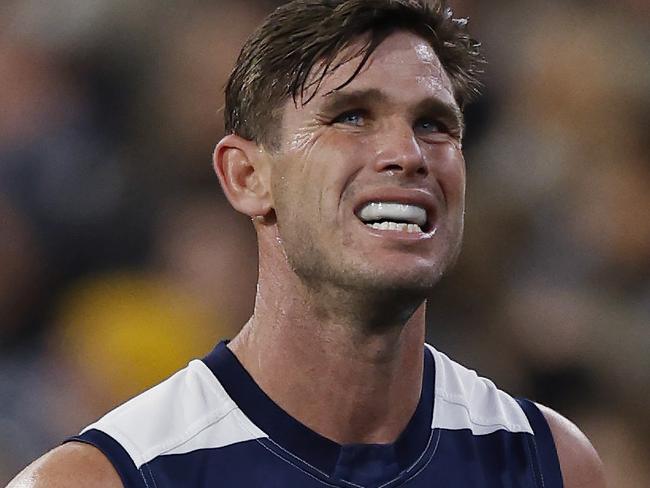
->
[228, 232, 427, 445]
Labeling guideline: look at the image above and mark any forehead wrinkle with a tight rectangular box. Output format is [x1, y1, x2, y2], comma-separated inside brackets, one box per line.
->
[317, 42, 455, 107]
[303, 33, 446, 101]
[286, 32, 459, 130]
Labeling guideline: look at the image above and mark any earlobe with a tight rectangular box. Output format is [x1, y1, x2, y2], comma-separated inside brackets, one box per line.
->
[213, 134, 273, 218]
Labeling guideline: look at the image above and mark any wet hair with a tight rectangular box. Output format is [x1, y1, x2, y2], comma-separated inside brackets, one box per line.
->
[224, 0, 485, 148]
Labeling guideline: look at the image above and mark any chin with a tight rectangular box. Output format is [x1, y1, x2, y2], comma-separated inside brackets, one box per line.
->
[285, 234, 461, 296]
[339, 263, 448, 296]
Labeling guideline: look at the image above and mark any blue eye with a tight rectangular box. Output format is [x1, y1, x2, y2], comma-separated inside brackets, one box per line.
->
[333, 110, 366, 126]
[415, 118, 445, 133]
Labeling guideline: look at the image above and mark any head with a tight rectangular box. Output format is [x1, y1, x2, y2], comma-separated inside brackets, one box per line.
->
[215, 0, 484, 300]
[225, 0, 483, 150]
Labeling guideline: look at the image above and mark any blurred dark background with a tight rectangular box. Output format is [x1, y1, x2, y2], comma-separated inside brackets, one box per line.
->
[1, 0, 648, 485]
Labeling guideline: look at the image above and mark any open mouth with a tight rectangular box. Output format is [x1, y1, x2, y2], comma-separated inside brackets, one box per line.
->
[355, 201, 433, 234]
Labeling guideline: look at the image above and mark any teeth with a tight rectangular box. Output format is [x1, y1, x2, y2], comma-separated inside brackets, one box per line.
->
[407, 224, 420, 233]
[358, 202, 427, 226]
[368, 222, 423, 233]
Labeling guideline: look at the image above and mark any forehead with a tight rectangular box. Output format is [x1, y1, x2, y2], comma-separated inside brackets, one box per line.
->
[306, 30, 456, 111]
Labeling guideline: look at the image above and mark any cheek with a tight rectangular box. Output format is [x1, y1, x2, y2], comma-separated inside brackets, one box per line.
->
[428, 143, 466, 205]
[307, 134, 368, 197]
[272, 140, 354, 223]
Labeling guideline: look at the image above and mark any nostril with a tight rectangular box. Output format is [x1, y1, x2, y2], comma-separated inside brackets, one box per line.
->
[384, 164, 403, 172]
[379, 163, 428, 176]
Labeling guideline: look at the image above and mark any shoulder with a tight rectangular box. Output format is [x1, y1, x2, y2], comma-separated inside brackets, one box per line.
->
[6, 442, 123, 488]
[42, 356, 266, 485]
[427, 346, 606, 486]
[426, 345, 533, 435]
[536, 403, 606, 488]
[6, 358, 230, 488]
[86, 358, 236, 468]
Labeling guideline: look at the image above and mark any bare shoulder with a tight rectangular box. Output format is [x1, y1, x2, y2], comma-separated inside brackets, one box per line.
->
[6, 442, 123, 488]
[536, 403, 606, 488]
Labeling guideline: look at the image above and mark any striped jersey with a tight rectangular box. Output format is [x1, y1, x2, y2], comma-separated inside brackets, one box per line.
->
[68, 342, 563, 487]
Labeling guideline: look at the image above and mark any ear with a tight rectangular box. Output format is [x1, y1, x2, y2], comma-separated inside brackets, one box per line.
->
[213, 134, 273, 218]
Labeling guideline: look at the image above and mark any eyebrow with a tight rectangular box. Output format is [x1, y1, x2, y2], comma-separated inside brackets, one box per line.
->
[319, 88, 388, 115]
[319, 88, 464, 130]
[413, 97, 465, 132]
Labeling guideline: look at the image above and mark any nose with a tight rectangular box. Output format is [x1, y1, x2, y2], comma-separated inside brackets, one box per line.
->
[373, 120, 427, 177]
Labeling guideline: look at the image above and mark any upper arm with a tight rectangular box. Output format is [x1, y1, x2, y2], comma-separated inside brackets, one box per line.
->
[537, 403, 606, 488]
[6, 442, 124, 488]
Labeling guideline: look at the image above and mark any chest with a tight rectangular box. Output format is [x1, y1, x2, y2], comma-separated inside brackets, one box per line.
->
[138, 429, 550, 488]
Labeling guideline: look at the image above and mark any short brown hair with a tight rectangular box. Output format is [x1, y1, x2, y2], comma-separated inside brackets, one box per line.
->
[224, 0, 485, 148]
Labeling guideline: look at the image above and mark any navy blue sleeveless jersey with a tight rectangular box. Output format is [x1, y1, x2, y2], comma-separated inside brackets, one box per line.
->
[67, 342, 563, 487]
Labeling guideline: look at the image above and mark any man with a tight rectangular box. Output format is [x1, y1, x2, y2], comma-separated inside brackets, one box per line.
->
[8, 0, 605, 486]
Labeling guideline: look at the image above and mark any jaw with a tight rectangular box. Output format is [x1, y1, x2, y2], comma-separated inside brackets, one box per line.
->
[341, 208, 463, 282]
[257, 185, 463, 314]
[256, 223, 425, 327]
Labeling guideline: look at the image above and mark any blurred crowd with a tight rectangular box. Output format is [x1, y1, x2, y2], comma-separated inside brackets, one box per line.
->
[0, 0, 648, 485]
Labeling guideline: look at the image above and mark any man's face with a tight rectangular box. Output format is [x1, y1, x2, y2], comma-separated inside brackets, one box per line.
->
[267, 31, 466, 294]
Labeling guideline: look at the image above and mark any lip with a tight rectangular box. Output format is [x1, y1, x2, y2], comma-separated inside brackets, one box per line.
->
[352, 187, 439, 237]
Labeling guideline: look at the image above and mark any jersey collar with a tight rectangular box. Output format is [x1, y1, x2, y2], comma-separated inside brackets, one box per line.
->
[202, 341, 434, 479]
